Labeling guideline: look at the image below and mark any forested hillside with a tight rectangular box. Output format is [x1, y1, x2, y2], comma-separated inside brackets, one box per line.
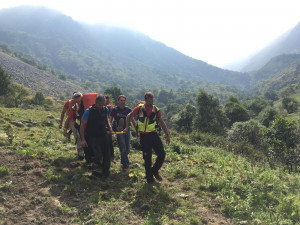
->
[0, 6, 249, 91]
[248, 54, 300, 95]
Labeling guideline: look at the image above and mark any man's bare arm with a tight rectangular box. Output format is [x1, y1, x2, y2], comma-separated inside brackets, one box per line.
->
[159, 117, 170, 145]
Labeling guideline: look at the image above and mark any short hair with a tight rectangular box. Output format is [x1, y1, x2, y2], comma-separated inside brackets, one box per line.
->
[95, 94, 105, 103]
[144, 92, 154, 100]
[73, 92, 82, 99]
[105, 96, 110, 100]
[118, 95, 126, 101]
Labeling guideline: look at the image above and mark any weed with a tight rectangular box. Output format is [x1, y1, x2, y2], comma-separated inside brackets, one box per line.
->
[0, 166, 10, 177]
[58, 203, 74, 215]
[4, 124, 14, 144]
[1, 106, 299, 224]
[143, 210, 159, 225]
[90, 194, 100, 204]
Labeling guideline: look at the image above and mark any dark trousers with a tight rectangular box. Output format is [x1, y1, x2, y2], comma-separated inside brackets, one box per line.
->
[140, 132, 166, 183]
[84, 136, 94, 163]
[108, 134, 114, 159]
[87, 135, 111, 177]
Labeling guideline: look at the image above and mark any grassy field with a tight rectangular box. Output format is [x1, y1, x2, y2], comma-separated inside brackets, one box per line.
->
[0, 106, 299, 225]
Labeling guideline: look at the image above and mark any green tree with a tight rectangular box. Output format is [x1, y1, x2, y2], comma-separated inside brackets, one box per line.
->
[264, 91, 278, 101]
[175, 104, 196, 132]
[225, 96, 249, 126]
[0, 66, 11, 96]
[104, 87, 123, 104]
[3, 84, 29, 107]
[227, 119, 265, 147]
[246, 97, 272, 116]
[265, 115, 300, 159]
[282, 97, 298, 114]
[31, 91, 46, 105]
[258, 106, 277, 127]
[157, 89, 174, 105]
[194, 89, 228, 134]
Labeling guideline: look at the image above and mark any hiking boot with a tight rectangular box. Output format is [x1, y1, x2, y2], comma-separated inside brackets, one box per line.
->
[153, 172, 163, 181]
[78, 155, 85, 161]
[147, 179, 155, 186]
[92, 170, 103, 178]
[67, 130, 72, 140]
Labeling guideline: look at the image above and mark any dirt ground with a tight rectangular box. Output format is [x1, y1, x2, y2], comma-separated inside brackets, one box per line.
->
[0, 148, 233, 225]
[0, 148, 69, 224]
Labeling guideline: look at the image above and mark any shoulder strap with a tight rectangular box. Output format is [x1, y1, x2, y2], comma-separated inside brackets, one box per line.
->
[154, 105, 160, 115]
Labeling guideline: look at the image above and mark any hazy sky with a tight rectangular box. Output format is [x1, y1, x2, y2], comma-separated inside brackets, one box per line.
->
[1, 0, 300, 67]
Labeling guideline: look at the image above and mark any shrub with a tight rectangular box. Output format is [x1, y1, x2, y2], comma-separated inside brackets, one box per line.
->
[194, 89, 228, 134]
[31, 92, 46, 105]
[245, 97, 272, 116]
[258, 106, 278, 127]
[0, 166, 10, 177]
[0, 66, 11, 96]
[175, 103, 196, 132]
[265, 115, 300, 160]
[227, 119, 265, 147]
[282, 97, 298, 114]
[2, 84, 29, 107]
[225, 96, 250, 127]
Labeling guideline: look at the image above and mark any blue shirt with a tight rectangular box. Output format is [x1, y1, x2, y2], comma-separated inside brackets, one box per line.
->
[82, 107, 108, 121]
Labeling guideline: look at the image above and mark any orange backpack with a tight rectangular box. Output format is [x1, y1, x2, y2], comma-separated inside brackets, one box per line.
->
[82, 93, 99, 110]
[78, 93, 99, 120]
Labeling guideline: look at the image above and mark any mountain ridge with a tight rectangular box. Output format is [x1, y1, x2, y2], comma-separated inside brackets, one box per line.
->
[228, 21, 300, 72]
[0, 5, 249, 91]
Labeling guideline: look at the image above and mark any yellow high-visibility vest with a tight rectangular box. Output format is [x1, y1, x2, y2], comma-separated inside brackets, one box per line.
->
[137, 104, 160, 133]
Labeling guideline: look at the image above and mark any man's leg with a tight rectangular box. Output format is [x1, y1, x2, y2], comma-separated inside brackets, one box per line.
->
[117, 134, 128, 168]
[83, 135, 93, 163]
[100, 134, 111, 177]
[88, 136, 102, 165]
[108, 134, 115, 162]
[124, 130, 131, 167]
[140, 133, 154, 183]
[151, 133, 166, 179]
[70, 122, 85, 159]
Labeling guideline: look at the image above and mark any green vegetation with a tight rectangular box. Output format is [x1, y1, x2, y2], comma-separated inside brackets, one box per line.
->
[0, 42, 70, 81]
[0, 66, 11, 96]
[194, 89, 228, 134]
[0, 81, 299, 224]
[0, 67, 53, 108]
[0, 166, 10, 177]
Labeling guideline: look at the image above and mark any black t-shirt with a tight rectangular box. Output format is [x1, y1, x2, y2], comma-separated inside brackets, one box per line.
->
[110, 106, 132, 131]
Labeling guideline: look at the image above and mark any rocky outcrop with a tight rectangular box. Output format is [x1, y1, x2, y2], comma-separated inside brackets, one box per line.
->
[0, 52, 84, 98]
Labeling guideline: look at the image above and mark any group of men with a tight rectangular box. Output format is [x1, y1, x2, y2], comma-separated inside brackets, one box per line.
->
[60, 91, 170, 184]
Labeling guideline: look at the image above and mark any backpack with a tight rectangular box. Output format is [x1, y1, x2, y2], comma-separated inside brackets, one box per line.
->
[78, 93, 99, 119]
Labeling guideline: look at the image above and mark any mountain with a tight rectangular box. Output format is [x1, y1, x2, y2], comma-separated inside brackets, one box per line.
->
[227, 21, 300, 72]
[0, 5, 249, 92]
[0, 51, 84, 97]
[248, 53, 300, 94]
